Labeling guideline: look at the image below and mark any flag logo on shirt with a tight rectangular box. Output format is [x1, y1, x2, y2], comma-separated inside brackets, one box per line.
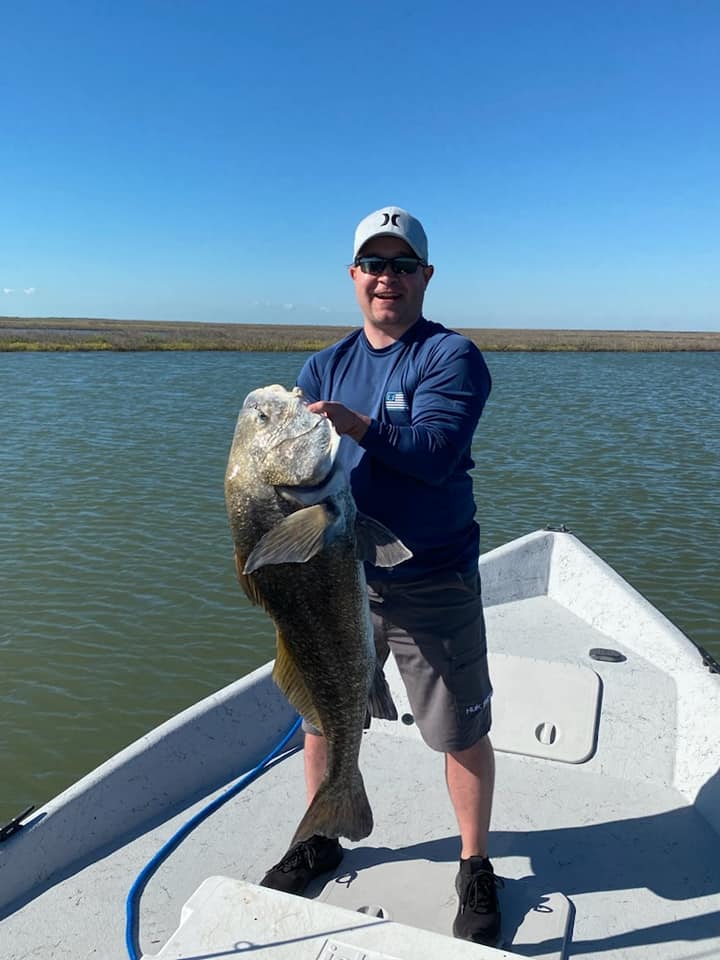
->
[385, 391, 409, 412]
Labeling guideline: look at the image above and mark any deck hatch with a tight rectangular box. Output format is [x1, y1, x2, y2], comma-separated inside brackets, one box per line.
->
[489, 653, 601, 763]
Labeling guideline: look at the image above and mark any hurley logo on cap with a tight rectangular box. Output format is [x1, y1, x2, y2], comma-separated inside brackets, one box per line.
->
[353, 206, 429, 262]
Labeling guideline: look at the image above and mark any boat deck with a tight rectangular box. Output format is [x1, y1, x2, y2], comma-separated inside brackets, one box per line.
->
[4, 588, 720, 959]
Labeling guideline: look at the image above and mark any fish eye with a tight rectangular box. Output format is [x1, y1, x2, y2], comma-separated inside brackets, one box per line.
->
[244, 399, 269, 422]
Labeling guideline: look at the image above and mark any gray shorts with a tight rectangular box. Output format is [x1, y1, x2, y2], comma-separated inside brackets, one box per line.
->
[303, 570, 493, 753]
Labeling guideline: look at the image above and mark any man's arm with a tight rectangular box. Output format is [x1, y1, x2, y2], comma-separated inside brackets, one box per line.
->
[309, 339, 491, 486]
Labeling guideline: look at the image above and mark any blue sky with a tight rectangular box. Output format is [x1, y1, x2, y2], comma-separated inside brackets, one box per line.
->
[2, 1, 718, 330]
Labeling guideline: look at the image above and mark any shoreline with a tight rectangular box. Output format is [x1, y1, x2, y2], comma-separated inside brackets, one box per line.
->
[2, 316, 719, 352]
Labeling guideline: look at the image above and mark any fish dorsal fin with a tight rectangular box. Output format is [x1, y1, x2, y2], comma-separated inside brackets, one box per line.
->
[355, 512, 413, 568]
[243, 504, 336, 575]
[272, 628, 323, 732]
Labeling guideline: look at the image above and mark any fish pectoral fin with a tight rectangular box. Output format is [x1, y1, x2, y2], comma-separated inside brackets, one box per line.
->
[243, 505, 335, 574]
[354, 512, 413, 568]
[272, 629, 323, 732]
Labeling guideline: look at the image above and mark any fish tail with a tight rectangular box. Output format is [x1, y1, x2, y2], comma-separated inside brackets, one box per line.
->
[367, 659, 398, 721]
[291, 768, 373, 844]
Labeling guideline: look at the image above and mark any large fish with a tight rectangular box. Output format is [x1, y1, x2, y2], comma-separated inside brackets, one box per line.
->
[224, 384, 411, 843]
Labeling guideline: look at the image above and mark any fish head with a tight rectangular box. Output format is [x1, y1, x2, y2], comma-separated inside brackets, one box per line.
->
[227, 384, 340, 488]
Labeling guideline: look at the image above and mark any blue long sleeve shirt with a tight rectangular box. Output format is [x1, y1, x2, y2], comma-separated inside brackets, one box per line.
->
[297, 317, 491, 581]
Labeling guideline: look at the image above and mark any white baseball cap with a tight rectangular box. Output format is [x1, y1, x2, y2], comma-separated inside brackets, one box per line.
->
[353, 206, 428, 262]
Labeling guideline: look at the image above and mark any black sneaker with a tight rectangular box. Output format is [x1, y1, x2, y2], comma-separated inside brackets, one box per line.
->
[259, 835, 343, 895]
[453, 856, 503, 946]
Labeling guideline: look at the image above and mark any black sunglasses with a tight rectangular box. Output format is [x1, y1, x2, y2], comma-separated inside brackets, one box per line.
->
[354, 256, 427, 276]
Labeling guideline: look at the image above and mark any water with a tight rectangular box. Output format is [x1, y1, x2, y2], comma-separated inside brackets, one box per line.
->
[1, 350, 718, 823]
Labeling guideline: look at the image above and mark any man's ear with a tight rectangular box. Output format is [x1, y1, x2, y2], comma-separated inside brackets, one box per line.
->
[423, 265, 434, 287]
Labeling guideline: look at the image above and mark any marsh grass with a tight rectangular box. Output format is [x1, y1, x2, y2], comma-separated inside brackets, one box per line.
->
[1, 316, 718, 352]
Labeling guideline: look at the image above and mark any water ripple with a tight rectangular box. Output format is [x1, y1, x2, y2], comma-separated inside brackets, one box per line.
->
[1, 350, 718, 821]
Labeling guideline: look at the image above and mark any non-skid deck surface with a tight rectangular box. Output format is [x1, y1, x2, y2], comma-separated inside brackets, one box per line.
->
[5, 730, 719, 960]
[5, 595, 720, 960]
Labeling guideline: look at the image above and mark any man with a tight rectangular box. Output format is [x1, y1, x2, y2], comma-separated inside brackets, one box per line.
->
[260, 206, 499, 946]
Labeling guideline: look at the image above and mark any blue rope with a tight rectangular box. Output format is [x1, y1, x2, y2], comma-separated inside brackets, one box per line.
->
[125, 715, 302, 959]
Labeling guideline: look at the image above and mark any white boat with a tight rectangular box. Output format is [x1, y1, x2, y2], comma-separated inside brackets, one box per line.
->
[1, 529, 719, 959]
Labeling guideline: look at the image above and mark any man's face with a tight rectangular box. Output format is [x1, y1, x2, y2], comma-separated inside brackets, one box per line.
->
[349, 236, 434, 336]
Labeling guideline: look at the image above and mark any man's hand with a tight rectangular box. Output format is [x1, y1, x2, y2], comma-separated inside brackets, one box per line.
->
[307, 401, 370, 442]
